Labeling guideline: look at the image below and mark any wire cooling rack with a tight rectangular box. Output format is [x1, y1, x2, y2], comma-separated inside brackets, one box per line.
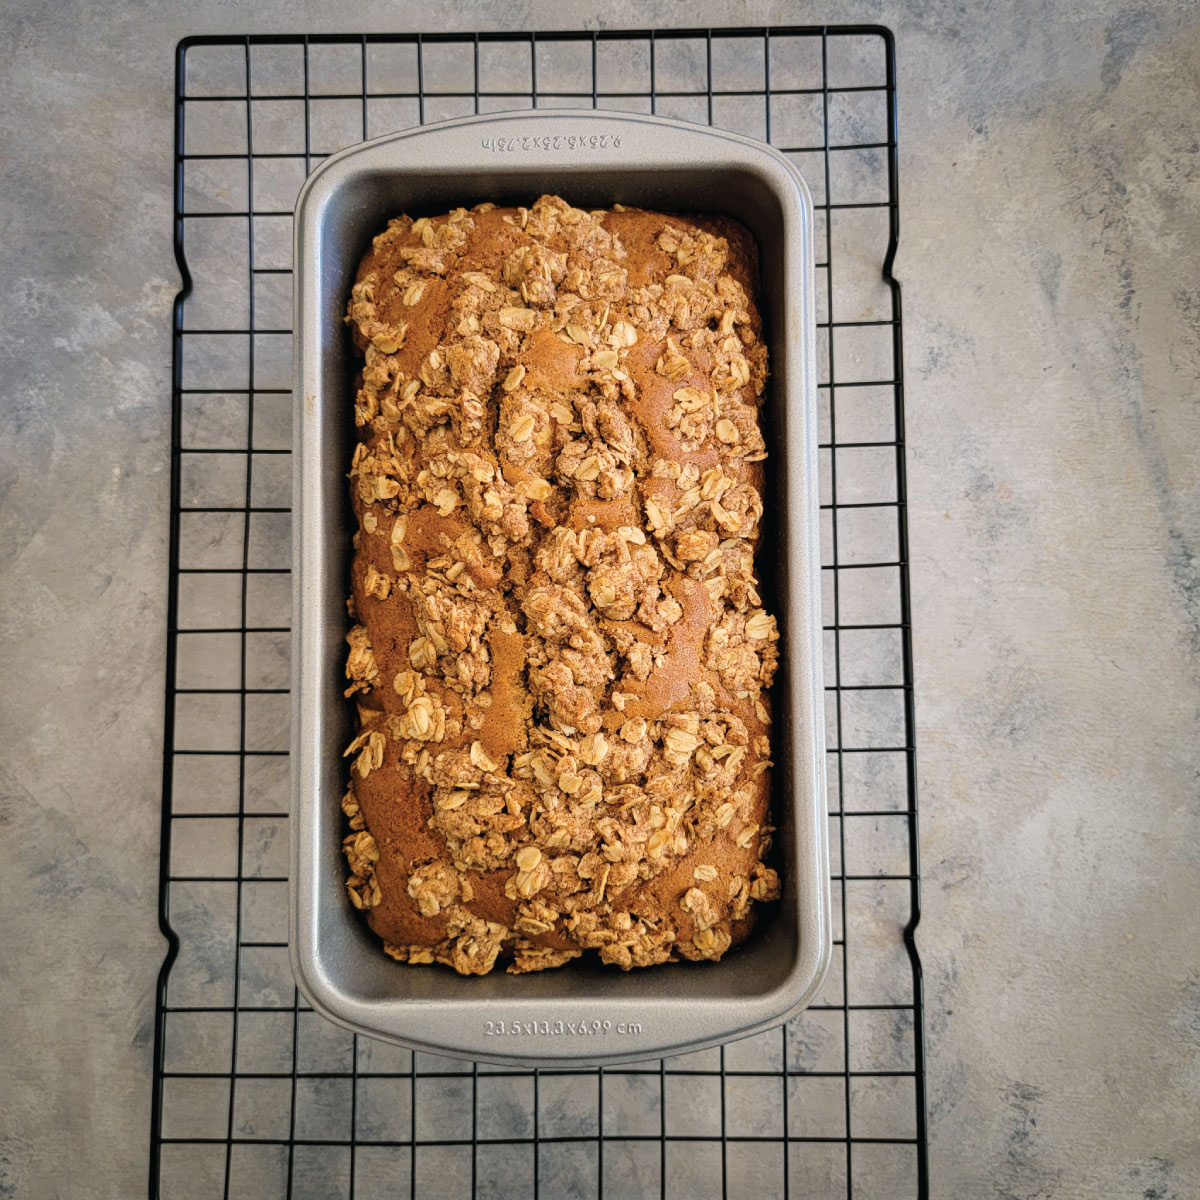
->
[152, 26, 924, 1200]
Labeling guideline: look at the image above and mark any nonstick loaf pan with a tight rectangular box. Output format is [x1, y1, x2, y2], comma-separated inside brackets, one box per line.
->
[291, 108, 829, 1066]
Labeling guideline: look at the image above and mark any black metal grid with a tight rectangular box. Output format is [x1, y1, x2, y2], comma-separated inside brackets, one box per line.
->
[153, 26, 925, 1200]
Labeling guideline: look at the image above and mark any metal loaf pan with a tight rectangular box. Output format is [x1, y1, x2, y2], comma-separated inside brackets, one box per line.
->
[292, 109, 829, 1066]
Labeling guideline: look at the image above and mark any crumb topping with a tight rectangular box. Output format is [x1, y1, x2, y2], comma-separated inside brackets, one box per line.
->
[343, 195, 779, 975]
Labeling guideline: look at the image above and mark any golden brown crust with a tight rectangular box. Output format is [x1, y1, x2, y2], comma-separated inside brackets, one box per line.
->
[341, 195, 781, 975]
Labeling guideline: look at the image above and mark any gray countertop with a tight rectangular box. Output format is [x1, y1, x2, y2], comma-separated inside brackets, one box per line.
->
[2, 1, 1198, 1197]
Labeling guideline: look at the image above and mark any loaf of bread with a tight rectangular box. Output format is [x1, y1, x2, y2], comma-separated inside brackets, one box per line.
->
[341, 194, 780, 975]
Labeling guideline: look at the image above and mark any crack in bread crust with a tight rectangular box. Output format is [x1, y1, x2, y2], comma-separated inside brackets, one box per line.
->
[342, 195, 780, 975]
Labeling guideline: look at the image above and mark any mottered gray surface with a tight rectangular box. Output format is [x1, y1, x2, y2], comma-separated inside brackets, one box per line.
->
[1, 2, 1199, 1200]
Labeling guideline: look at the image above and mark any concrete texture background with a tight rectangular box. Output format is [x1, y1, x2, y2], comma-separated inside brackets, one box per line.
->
[1, 0, 1198, 1197]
